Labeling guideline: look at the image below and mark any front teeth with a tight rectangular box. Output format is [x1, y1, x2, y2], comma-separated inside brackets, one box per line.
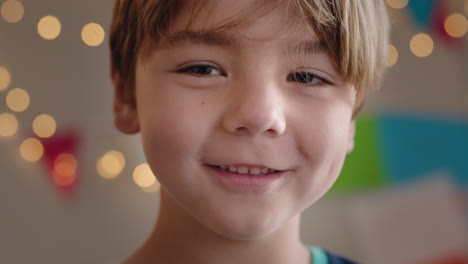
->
[250, 167, 261, 174]
[217, 165, 277, 175]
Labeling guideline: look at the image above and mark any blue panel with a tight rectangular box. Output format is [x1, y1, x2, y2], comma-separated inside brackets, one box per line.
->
[376, 114, 468, 188]
[407, 0, 436, 29]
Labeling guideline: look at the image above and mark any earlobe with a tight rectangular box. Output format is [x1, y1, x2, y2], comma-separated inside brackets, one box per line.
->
[111, 66, 140, 135]
[347, 121, 356, 154]
[114, 103, 140, 134]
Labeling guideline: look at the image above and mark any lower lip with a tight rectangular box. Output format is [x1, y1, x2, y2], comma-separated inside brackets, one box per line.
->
[206, 165, 287, 190]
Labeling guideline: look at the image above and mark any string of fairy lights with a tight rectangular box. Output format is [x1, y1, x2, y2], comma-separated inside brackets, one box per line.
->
[0, 0, 160, 194]
[0, 0, 466, 194]
[385, 0, 467, 67]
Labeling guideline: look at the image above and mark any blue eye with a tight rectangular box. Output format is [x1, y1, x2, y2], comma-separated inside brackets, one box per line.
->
[177, 64, 224, 76]
[288, 72, 331, 86]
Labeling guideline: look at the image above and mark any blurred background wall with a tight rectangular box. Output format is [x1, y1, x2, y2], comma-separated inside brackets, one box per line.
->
[0, 0, 467, 263]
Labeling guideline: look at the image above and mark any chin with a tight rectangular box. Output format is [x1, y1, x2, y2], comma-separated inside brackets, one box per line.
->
[212, 225, 275, 241]
[200, 208, 288, 241]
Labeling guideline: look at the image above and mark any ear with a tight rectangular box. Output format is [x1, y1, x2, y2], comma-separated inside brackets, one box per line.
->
[111, 65, 140, 134]
[346, 120, 356, 154]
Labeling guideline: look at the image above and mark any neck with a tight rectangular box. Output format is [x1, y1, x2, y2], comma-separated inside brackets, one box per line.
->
[124, 189, 311, 264]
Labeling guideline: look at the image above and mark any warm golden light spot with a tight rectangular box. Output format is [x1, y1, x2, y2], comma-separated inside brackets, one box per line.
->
[444, 13, 467, 38]
[52, 170, 77, 186]
[387, 44, 398, 67]
[37, 15, 61, 40]
[97, 151, 125, 179]
[133, 164, 156, 188]
[81, 23, 105, 47]
[1, 0, 24, 23]
[0, 113, 18, 137]
[410, 33, 434, 58]
[6, 88, 30, 112]
[32, 114, 56, 138]
[142, 180, 161, 193]
[20, 138, 44, 162]
[53, 153, 78, 186]
[54, 153, 77, 177]
[386, 0, 408, 9]
[0, 66, 11, 91]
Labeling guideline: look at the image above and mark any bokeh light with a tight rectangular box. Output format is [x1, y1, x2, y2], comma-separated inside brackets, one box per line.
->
[54, 153, 77, 177]
[410, 33, 434, 58]
[0, 66, 11, 91]
[32, 114, 56, 138]
[37, 15, 61, 40]
[0, 113, 18, 137]
[81, 23, 105, 47]
[386, 0, 408, 9]
[1, 0, 24, 23]
[388, 44, 398, 67]
[20, 138, 44, 162]
[133, 164, 156, 188]
[6, 88, 30, 112]
[444, 13, 467, 38]
[142, 180, 161, 193]
[97, 151, 125, 179]
[53, 153, 78, 186]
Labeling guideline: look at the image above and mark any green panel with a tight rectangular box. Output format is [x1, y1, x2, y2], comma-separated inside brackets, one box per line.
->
[328, 115, 387, 193]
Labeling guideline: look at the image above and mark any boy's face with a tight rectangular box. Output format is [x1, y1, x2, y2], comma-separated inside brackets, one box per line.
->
[113, 0, 356, 240]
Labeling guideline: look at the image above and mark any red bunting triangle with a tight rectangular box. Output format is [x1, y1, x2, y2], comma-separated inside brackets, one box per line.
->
[430, 1, 458, 48]
[419, 254, 468, 264]
[39, 130, 80, 199]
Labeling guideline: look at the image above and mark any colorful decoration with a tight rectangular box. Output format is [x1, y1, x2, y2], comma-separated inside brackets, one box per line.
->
[331, 115, 387, 193]
[420, 255, 468, 264]
[39, 130, 80, 199]
[378, 114, 468, 189]
[407, 0, 437, 29]
[333, 114, 468, 193]
[402, 0, 467, 50]
[431, 1, 453, 44]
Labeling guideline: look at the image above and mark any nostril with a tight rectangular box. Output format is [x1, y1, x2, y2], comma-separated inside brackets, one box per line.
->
[266, 128, 277, 135]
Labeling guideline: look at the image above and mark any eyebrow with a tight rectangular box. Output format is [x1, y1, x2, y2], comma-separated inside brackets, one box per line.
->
[161, 30, 327, 55]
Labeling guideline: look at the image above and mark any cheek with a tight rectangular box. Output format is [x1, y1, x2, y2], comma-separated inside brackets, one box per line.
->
[293, 103, 352, 199]
[135, 83, 217, 182]
[297, 103, 351, 158]
[141, 100, 203, 158]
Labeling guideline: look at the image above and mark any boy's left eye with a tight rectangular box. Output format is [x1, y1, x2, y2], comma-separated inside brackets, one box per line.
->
[176, 65, 331, 87]
[177, 64, 225, 76]
[287, 71, 331, 87]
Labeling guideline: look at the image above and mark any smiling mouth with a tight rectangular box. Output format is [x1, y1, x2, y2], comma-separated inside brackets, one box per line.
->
[205, 164, 287, 189]
[206, 164, 281, 175]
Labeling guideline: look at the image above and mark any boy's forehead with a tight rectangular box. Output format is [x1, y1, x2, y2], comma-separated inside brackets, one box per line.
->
[167, 0, 320, 47]
[159, 30, 326, 58]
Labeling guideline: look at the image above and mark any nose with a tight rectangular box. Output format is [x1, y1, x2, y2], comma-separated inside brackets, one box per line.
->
[222, 80, 286, 137]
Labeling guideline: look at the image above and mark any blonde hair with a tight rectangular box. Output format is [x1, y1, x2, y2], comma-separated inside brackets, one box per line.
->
[110, 0, 390, 116]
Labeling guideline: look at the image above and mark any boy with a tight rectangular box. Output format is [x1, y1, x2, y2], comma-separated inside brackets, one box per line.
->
[109, 0, 389, 263]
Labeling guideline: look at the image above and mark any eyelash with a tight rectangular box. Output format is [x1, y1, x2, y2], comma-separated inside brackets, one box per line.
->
[177, 64, 226, 76]
[287, 72, 332, 87]
[177, 64, 332, 87]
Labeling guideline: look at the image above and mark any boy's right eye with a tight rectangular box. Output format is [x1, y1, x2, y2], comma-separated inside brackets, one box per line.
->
[177, 64, 225, 76]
